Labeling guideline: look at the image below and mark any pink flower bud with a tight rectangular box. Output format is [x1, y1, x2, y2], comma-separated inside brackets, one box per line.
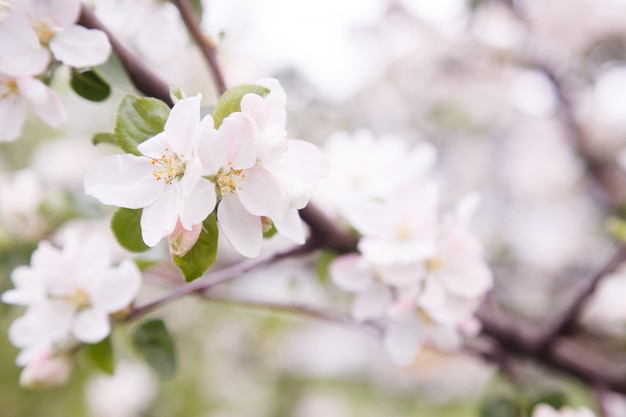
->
[168, 219, 202, 257]
[19, 350, 73, 389]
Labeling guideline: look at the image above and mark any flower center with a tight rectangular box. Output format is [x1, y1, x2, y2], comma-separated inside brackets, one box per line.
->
[57, 289, 91, 310]
[0, 78, 17, 98]
[216, 162, 246, 196]
[30, 19, 55, 45]
[395, 223, 413, 240]
[151, 148, 186, 185]
[426, 257, 443, 271]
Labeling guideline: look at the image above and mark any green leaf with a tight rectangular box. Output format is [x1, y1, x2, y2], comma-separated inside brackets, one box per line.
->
[315, 249, 338, 283]
[115, 95, 170, 155]
[70, 69, 111, 102]
[480, 397, 523, 417]
[85, 336, 114, 375]
[92, 132, 118, 147]
[212, 84, 271, 128]
[173, 213, 218, 282]
[111, 208, 150, 252]
[132, 319, 177, 379]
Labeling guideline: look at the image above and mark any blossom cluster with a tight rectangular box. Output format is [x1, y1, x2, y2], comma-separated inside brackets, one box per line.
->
[85, 79, 328, 258]
[1, 231, 141, 387]
[0, 0, 111, 141]
[319, 131, 493, 365]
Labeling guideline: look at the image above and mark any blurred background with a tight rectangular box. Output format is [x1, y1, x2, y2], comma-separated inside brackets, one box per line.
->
[3, 0, 626, 415]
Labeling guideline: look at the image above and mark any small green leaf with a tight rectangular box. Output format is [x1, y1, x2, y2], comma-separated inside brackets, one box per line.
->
[70, 69, 111, 102]
[92, 132, 118, 146]
[85, 336, 114, 375]
[115, 95, 170, 155]
[173, 213, 218, 282]
[132, 319, 177, 379]
[212, 84, 270, 128]
[111, 208, 150, 252]
[480, 396, 523, 417]
[169, 85, 185, 103]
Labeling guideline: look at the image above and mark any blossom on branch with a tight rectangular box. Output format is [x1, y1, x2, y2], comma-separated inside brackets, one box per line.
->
[1, 231, 142, 376]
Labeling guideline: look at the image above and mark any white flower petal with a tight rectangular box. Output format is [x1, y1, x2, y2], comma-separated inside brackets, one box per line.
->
[179, 177, 216, 229]
[237, 167, 283, 218]
[136, 132, 169, 159]
[84, 154, 164, 208]
[384, 315, 425, 366]
[352, 282, 391, 321]
[73, 308, 110, 343]
[140, 185, 180, 247]
[219, 112, 258, 168]
[271, 207, 305, 244]
[92, 260, 141, 313]
[218, 195, 262, 258]
[0, 94, 25, 142]
[49, 25, 111, 68]
[16, 0, 80, 28]
[16, 76, 66, 127]
[0, 18, 49, 76]
[162, 94, 200, 156]
[329, 254, 375, 293]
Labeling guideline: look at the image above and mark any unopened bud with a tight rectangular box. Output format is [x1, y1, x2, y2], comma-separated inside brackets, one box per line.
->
[20, 350, 73, 389]
[169, 220, 202, 257]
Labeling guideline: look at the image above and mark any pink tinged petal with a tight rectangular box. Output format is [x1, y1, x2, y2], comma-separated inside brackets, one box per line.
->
[49, 25, 111, 68]
[16, 76, 66, 127]
[169, 220, 203, 257]
[162, 94, 201, 156]
[352, 283, 392, 321]
[383, 315, 425, 366]
[0, 94, 25, 142]
[19, 351, 73, 389]
[271, 207, 305, 244]
[218, 195, 262, 258]
[0, 18, 49, 76]
[218, 112, 258, 168]
[84, 154, 164, 208]
[15, 0, 80, 28]
[255, 77, 287, 127]
[237, 167, 284, 218]
[179, 177, 216, 229]
[72, 307, 110, 343]
[240, 93, 269, 129]
[140, 185, 180, 247]
[330, 254, 375, 293]
[91, 260, 141, 313]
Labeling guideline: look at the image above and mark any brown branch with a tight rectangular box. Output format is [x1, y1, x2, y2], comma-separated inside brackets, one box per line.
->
[170, 0, 227, 95]
[539, 244, 626, 350]
[78, 6, 173, 107]
[477, 302, 626, 395]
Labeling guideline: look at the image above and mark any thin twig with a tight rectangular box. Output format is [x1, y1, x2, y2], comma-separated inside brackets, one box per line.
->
[126, 243, 316, 321]
[170, 0, 227, 95]
[202, 290, 383, 335]
[539, 244, 626, 350]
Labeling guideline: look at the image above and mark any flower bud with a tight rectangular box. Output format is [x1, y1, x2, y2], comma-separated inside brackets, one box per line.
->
[19, 350, 73, 389]
[168, 220, 202, 257]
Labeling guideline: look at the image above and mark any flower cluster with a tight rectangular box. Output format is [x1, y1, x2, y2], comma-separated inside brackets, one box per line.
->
[322, 132, 492, 365]
[1, 231, 141, 387]
[0, 0, 111, 141]
[85, 79, 328, 258]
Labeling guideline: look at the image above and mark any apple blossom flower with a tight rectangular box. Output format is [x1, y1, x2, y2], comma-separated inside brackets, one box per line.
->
[85, 95, 217, 247]
[2, 0, 111, 69]
[531, 404, 596, 417]
[0, 71, 66, 141]
[197, 111, 284, 258]
[2, 232, 142, 345]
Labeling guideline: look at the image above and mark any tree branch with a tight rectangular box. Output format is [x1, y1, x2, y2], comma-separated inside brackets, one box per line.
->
[170, 0, 227, 95]
[126, 243, 316, 321]
[78, 6, 173, 107]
